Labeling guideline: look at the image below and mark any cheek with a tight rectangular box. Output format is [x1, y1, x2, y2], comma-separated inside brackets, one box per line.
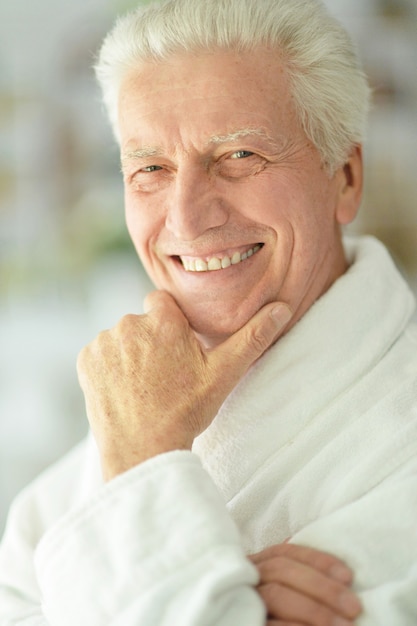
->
[125, 193, 157, 253]
[124, 195, 170, 288]
[124, 205, 142, 254]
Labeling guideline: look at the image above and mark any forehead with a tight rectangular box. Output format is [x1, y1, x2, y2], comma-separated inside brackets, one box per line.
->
[117, 48, 301, 152]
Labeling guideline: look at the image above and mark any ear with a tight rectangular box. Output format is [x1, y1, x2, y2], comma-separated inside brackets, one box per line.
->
[335, 145, 363, 226]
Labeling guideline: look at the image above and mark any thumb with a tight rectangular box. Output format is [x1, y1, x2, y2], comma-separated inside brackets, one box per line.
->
[214, 302, 292, 376]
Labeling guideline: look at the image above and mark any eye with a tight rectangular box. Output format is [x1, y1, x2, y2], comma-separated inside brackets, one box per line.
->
[230, 150, 254, 160]
[141, 165, 163, 172]
[217, 150, 265, 179]
[128, 164, 170, 193]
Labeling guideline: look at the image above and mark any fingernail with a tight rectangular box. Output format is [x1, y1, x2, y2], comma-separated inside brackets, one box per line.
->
[339, 590, 362, 617]
[329, 563, 353, 584]
[270, 304, 292, 328]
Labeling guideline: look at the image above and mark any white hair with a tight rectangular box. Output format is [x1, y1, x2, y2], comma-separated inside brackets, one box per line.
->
[95, 0, 371, 173]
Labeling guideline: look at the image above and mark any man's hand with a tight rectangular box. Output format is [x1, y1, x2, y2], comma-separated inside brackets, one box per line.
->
[249, 543, 362, 625]
[77, 290, 292, 480]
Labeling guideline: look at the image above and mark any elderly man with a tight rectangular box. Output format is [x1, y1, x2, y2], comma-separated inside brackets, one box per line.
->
[1, 0, 417, 624]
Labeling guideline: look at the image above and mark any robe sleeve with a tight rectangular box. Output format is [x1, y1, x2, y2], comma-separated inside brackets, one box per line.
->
[0, 451, 265, 626]
[290, 457, 417, 626]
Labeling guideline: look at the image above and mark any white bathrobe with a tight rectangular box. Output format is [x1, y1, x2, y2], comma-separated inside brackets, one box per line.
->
[1, 236, 417, 625]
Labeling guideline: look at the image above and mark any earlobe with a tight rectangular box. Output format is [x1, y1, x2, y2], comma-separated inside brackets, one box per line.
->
[335, 145, 363, 226]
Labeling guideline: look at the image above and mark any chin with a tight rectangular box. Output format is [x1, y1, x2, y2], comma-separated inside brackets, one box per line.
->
[194, 327, 234, 348]
[183, 303, 257, 348]
[190, 316, 239, 345]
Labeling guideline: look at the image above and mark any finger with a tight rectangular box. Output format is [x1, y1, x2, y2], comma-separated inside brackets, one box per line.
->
[142, 291, 194, 343]
[267, 618, 313, 626]
[256, 557, 361, 620]
[213, 302, 292, 374]
[267, 622, 304, 626]
[258, 583, 356, 626]
[249, 543, 353, 584]
[143, 289, 178, 314]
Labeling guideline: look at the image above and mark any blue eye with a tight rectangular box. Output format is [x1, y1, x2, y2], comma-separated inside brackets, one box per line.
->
[231, 150, 254, 159]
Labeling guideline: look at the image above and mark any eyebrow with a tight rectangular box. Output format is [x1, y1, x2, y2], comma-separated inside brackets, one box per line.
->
[120, 128, 281, 165]
[121, 146, 164, 162]
[207, 128, 277, 146]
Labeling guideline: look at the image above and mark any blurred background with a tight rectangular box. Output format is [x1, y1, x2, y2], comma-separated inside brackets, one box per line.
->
[0, 0, 416, 535]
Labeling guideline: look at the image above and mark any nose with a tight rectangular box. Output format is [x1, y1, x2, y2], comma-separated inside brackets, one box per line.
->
[165, 165, 229, 241]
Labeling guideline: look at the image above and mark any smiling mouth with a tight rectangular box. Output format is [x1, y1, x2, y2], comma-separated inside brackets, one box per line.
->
[176, 243, 264, 273]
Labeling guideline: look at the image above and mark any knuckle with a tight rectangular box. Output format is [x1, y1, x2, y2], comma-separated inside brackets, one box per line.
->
[76, 347, 87, 377]
[269, 556, 292, 581]
[118, 313, 138, 334]
[259, 554, 295, 582]
[258, 582, 280, 608]
[77, 329, 114, 372]
[309, 550, 348, 579]
[145, 289, 168, 307]
[260, 580, 335, 626]
[117, 314, 147, 348]
[76, 343, 87, 363]
[246, 324, 270, 354]
[325, 579, 346, 605]
[311, 551, 336, 571]
[76, 339, 99, 372]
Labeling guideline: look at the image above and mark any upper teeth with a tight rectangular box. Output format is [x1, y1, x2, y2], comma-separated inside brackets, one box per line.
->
[181, 244, 261, 273]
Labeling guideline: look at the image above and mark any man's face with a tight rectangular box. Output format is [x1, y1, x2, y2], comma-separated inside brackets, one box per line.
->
[119, 48, 358, 345]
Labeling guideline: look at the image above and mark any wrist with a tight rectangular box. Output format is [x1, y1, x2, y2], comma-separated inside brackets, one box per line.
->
[100, 436, 194, 482]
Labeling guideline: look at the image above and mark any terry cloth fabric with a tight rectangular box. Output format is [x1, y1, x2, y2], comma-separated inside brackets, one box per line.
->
[193, 235, 417, 546]
[0, 236, 416, 625]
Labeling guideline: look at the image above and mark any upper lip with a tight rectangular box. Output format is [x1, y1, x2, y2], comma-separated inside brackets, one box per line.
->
[168, 243, 263, 261]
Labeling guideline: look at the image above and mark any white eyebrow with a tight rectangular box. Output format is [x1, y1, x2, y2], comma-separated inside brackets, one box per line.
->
[121, 146, 164, 162]
[208, 128, 276, 146]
